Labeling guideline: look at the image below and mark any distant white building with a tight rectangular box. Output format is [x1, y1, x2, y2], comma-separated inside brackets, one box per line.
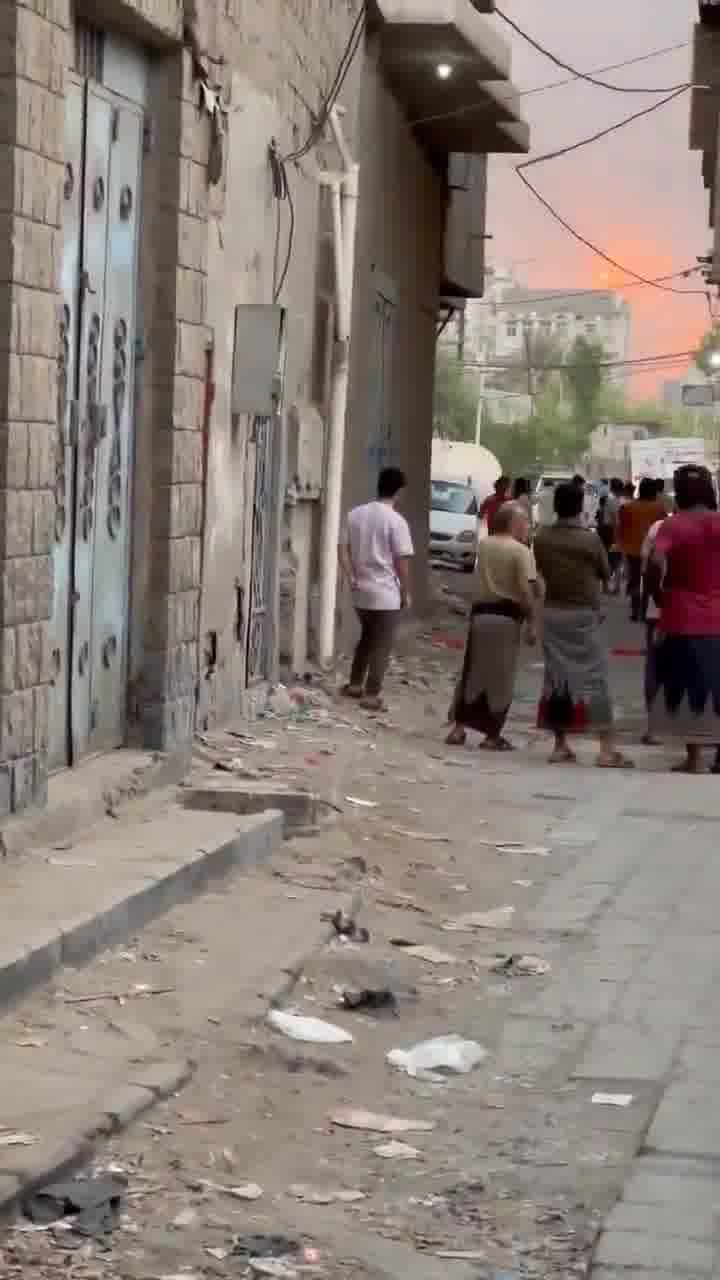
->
[662, 363, 716, 423]
[439, 266, 633, 427]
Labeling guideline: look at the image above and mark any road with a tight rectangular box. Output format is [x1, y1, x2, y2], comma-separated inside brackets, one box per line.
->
[2, 577, 719, 1279]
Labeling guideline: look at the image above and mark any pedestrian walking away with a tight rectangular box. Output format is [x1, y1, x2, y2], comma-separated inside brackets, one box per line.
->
[646, 465, 720, 774]
[533, 482, 633, 769]
[640, 510, 668, 745]
[446, 501, 537, 753]
[339, 467, 414, 712]
[618, 478, 666, 622]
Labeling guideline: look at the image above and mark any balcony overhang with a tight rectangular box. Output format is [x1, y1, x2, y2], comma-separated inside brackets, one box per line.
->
[689, 23, 720, 159]
[374, 0, 529, 155]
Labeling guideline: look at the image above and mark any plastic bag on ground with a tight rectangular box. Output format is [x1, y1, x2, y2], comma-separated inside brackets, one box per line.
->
[267, 1009, 352, 1044]
[387, 1034, 488, 1080]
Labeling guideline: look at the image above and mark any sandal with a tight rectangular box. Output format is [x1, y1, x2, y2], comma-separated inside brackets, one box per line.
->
[549, 747, 577, 765]
[597, 752, 635, 770]
[479, 736, 515, 753]
[360, 695, 388, 713]
[672, 759, 702, 775]
[341, 684, 363, 700]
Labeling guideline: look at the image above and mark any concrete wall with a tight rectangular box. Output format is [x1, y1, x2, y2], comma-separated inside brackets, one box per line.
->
[341, 38, 445, 638]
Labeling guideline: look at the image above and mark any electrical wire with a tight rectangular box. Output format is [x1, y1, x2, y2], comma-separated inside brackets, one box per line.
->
[470, 270, 701, 308]
[410, 40, 690, 127]
[518, 87, 689, 171]
[461, 349, 700, 372]
[282, 6, 365, 163]
[495, 7, 697, 94]
[273, 165, 296, 304]
[515, 168, 711, 300]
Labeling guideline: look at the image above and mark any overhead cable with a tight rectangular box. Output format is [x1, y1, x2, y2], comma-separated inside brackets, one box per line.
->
[495, 8, 698, 94]
[471, 270, 701, 307]
[518, 87, 689, 171]
[283, 6, 365, 163]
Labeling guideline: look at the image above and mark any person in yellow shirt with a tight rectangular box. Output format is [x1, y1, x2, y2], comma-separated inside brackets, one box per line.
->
[618, 478, 667, 622]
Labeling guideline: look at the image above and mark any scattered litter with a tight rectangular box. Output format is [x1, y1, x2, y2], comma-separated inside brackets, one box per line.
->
[196, 1179, 263, 1200]
[491, 955, 550, 977]
[163, 1273, 201, 1280]
[390, 827, 451, 843]
[288, 1184, 366, 1205]
[496, 843, 550, 857]
[373, 1141, 420, 1160]
[340, 987, 397, 1014]
[64, 986, 175, 1005]
[206, 1247, 230, 1261]
[443, 906, 515, 932]
[433, 1251, 487, 1261]
[268, 1009, 353, 1045]
[46, 857, 98, 868]
[12, 1038, 47, 1049]
[177, 1108, 228, 1126]
[171, 1207, 198, 1228]
[513, 879, 534, 889]
[387, 1035, 487, 1080]
[345, 796, 378, 809]
[591, 1092, 633, 1107]
[249, 1262, 299, 1279]
[403, 945, 458, 965]
[232, 1233, 299, 1260]
[22, 1174, 126, 1238]
[328, 908, 369, 943]
[0, 1131, 36, 1147]
[330, 1107, 435, 1134]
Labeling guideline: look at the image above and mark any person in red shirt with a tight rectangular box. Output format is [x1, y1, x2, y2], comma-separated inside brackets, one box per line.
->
[646, 465, 720, 773]
[480, 475, 511, 535]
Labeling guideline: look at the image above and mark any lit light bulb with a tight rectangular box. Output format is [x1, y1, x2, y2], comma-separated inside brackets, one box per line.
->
[436, 63, 453, 80]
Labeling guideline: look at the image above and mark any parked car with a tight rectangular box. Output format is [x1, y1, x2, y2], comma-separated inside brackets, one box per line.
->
[532, 471, 597, 529]
[429, 479, 480, 572]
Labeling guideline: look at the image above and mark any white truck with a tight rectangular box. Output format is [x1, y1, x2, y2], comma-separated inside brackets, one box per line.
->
[629, 437, 707, 492]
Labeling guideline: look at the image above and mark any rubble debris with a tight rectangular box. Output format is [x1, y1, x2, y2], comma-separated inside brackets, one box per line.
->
[390, 827, 451, 843]
[0, 1131, 36, 1147]
[22, 1174, 126, 1239]
[340, 987, 397, 1014]
[171, 1206, 198, 1228]
[328, 908, 369, 943]
[591, 1092, 633, 1107]
[288, 1185, 366, 1205]
[330, 1107, 435, 1134]
[402, 945, 458, 965]
[268, 1008, 353, 1044]
[496, 843, 550, 857]
[491, 955, 550, 977]
[387, 1035, 487, 1080]
[443, 907, 515, 932]
[373, 1141, 420, 1160]
[345, 795, 378, 809]
[232, 1232, 300, 1259]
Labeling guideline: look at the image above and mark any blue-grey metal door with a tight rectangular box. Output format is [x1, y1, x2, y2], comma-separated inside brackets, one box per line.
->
[49, 73, 142, 767]
[246, 414, 276, 684]
[367, 282, 396, 496]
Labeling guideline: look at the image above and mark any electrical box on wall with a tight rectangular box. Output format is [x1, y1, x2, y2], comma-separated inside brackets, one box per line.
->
[288, 400, 324, 500]
[231, 304, 286, 416]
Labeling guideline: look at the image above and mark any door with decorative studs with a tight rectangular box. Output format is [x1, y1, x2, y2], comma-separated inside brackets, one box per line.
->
[50, 69, 143, 768]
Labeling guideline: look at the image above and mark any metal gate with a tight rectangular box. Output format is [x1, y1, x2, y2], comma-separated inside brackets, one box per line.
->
[246, 414, 277, 684]
[50, 65, 143, 768]
[367, 277, 396, 495]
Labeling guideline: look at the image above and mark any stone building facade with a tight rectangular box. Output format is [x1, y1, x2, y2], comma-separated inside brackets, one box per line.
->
[0, 0, 527, 816]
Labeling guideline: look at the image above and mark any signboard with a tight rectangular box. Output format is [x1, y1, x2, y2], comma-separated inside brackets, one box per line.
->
[630, 436, 707, 487]
[681, 384, 715, 407]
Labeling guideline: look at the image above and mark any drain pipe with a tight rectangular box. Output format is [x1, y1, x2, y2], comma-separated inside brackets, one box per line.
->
[317, 108, 359, 669]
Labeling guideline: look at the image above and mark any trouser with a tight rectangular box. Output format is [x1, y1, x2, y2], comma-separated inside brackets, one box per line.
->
[626, 556, 643, 620]
[349, 609, 398, 697]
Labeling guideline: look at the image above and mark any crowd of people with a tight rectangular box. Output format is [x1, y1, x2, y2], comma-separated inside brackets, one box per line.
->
[339, 463, 720, 776]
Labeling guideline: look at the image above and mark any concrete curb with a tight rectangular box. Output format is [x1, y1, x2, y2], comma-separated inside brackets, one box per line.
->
[183, 781, 320, 838]
[0, 810, 284, 1011]
[0, 1059, 194, 1223]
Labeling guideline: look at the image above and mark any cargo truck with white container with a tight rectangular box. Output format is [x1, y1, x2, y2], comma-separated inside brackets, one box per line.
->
[629, 437, 707, 492]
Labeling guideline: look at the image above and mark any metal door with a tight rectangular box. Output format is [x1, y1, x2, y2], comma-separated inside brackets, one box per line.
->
[49, 77, 142, 768]
[246, 414, 276, 684]
[367, 283, 396, 495]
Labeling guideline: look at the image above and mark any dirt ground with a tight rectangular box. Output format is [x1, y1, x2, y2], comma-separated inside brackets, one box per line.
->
[0, 574, 671, 1280]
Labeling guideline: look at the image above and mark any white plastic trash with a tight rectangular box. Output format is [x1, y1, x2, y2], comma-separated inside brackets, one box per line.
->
[387, 1035, 487, 1080]
[267, 1009, 353, 1045]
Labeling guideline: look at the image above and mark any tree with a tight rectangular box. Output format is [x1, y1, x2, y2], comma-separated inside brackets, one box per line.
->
[433, 350, 480, 441]
[489, 331, 564, 398]
[562, 336, 608, 434]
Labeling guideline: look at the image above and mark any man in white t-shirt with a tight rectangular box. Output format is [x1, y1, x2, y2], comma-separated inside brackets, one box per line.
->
[339, 467, 414, 710]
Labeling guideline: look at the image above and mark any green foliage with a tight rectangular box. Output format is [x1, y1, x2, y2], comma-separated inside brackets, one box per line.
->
[433, 350, 479, 442]
[490, 331, 564, 397]
[562, 337, 608, 428]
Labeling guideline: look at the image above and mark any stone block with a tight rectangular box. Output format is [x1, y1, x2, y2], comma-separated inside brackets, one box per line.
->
[179, 157, 209, 220]
[16, 7, 66, 93]
[15, 620, 44, 688]
[27, 422, 55, 487]
[593, 1228, 713, 1274]
[179, 99, 210, 165]
[33, 683, 49, 751]
[0, 688, 35, 760]
[142, 692, 195, 751]
[0, 422, 30, 488]
[0, 626, 16, 692]
[175, 320, 208, 379]
[1, 553, 52, 624]
[0, 488, 34, 556]
[184, 780, 319, 837]
[12, 218, 60, 292]
[154, 481, 203, 539]
[11, 287, 59, 358]
[177, 211, 208, 273]
[168, 535, 201, 593]
[172, 374, 205, 430]
[10, 750, 40, 809]
[13, 80, 64, 162]
[176, 266, 206, 324]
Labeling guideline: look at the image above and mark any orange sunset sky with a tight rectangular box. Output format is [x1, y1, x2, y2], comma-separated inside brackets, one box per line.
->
[486, 0, 711, 400]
